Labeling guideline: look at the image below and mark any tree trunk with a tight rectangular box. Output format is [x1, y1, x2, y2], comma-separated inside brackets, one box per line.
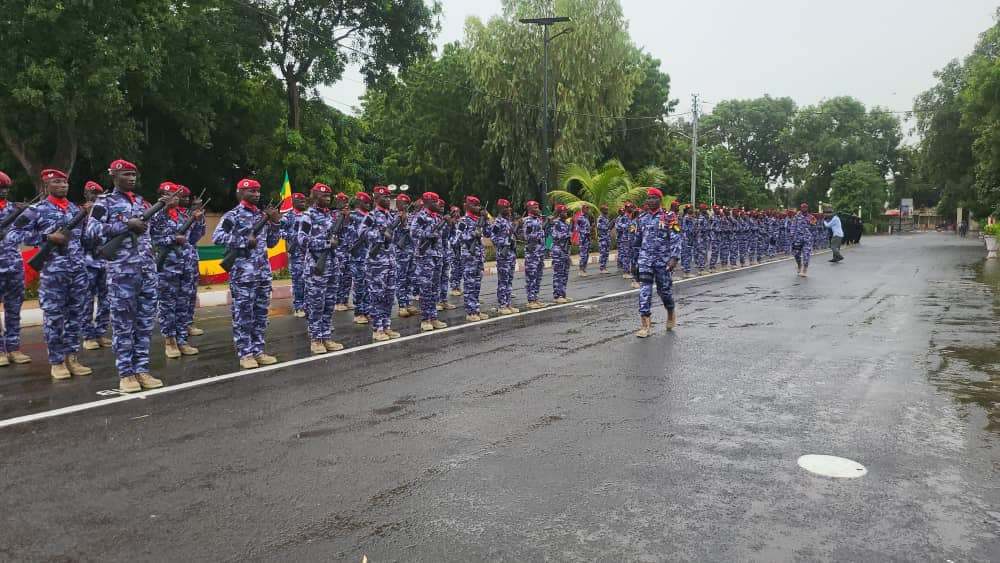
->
[0, 125, 78, 192]
[285, 75, 301, 130]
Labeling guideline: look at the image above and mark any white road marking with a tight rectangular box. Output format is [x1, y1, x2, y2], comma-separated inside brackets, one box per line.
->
[797, 454, 868, 478]
[0, 252, 827, 429]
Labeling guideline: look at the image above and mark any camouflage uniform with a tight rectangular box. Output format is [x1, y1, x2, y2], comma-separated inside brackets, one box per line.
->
[596, 214, 611, 271]
[456, 213, 486, 316]
[635, 208, 682, 316]
[680, 214, 694, 274]
[280, 208, 307, 312]
[363, 205, 398, 333]
[791, 212, 814, 269]
[150, 206, 195, 345]
[575, 213, 591, 273]
[614, 213, 628, 272]
[708, 212, 721, 271]
[180, 206, 206, 337]
[410, 209, 444, 321]
[395, 213, 416, 312]
[0, 200, 25, 354]
[522, 214, 546, 303]
[347, 208, 370, 316]
[549, 216, 572, 299]
[695, 213, 709, 273]
[211, 202, 279, 359]
[298, 206, 341, 340]
[617, 214, 634, 274]
[80, 211, 110, 342]
[489, 215, 516, 309]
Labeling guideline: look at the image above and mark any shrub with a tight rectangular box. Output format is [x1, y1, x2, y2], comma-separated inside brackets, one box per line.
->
[983, 223, 999, 237]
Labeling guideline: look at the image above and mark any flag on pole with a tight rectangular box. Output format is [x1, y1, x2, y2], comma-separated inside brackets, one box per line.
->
[279, 171, 293, 212]
[571, 209, 583, 245]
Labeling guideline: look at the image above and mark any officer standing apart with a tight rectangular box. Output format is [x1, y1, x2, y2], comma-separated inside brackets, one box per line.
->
[634, 188, 682, 338]
[576, 204, 591, 277]
[85, 160, 164, 392]
[550, 204, 573, 303]
[0, 171, 29, 366]
[489, 199, 519, 314]
[211, 179, 281, 369]
[456, 195, 489, 322]
[80, 181, 112, 350]
[522, 200, 548, 309]
[411, 193, 450, 331]
[824, 208, 844, 263]
[364, 185, 401, 341]
[281, 192, 308, 317]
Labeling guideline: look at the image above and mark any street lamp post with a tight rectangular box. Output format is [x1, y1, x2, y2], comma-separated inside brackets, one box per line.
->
[520, 16, 571, 212]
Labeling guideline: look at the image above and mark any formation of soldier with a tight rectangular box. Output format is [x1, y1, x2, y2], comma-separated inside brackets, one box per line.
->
[0, 164, 838, 391]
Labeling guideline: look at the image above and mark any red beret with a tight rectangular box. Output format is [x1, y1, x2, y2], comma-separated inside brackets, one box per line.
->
[291, 192, 306, 200]
[555, 204, 567, 211]
[84, 181, 103, 193]
[373, 185, 390, 195]
[312, 183, 332, 193]
[647, 187, 663, 198]
[670, 200, 680, 209]
[422, 191, 439, 201]
[355, 192, 373, 202]
[497, 199, 510, 207]
[108, 159, 137, 173]
[581, 203, 590, 208]
[395, 194, 411, 203]
[237, 178, 261, 190]
[335, 192, 349, 200]
[0, 171, 10, 187]
[526, 200, 539, 207]
[600, 204, 608, 210]
[41, 169, 68, 181]
[159, 182, 180, 193]
[700, 203, 708, 209]
[450, 205, 460, 212]
[624, 201, 635, 208]
[465, 195, 480, 205]
[800, 202, 809, 208]
[177, 185, 191, 195]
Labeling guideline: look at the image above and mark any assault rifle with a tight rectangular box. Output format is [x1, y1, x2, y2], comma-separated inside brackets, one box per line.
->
[312, 208, 348, 275]
[370, 215, 402, 259]
[0, 193, 42, 239]
[27, 205, 90, 271]
[98, 199, 167, 260]
[156, 198, 210, 272]
[419, 215, 450, 254]
[219, 201, 275, 272]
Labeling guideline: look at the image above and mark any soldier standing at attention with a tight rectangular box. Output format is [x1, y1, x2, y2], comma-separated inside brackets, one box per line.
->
[614, 207, 627, 274]
[680, 205, 694, 278]
[456, 195, 488, 322]
[0, 171, 29, 366]
[332, 192, 353, 312]
[211, 179, 281, 369]
[695, 203, 709, 275]
[448, 204, 463, 297]
[618, 203, 635, 280]
[150, 182, 198, 359]
[86, 160, 165, 392]
[411, 193, 449, 331]
[634, 188, 682, 338]
[576, 203, 592, 277]
[489, 199, 519, 314]
[23, 169, 92, 379]
[522, 200, 547, 309]
[281, 192, 308, 318]
[175, 185, 206, 340]
[80, 181, 112, 350]
[708, 205, 722, 273]
[550, 204, 572, 303]
[596, 204, 612, 274]
[298, 183, 345, 354]
[438, 204, 459, 311]
[394, 194, 418, 319]
[348, 192, 373, 325]
[791, 202, 814, 277]
[364, 185, 401, 341]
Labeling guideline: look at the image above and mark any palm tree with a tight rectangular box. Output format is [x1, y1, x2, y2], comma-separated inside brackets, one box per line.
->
[549, 160, 675, 219]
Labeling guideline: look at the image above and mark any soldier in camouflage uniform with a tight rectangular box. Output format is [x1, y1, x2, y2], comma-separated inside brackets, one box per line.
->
[449, 203, 463, 297]
[394, 194, 419, 319]
[695, 203, 709, 274]
[347, 192, 373, 324]
[708, 205, 722, 273]
[618, 203, 635, 279]
[297, 183, 345, 354]
[680, 205, 694, 277]
[332, 192, 352, 312]
[438, 204, 459, 311]
[281, 192, 308, 317]
[80, 181, 112, 351]
[410, 193, 450, 331]
[211, 178, 282, 369]
[364, 185, 401, 341]
[576, 204, 592, 276]
[549, 204, 572, 303]
[150, 182, 199, 359]
[177, 185, 207, 339]
[489, 199, 519, 314]
[791, 203, 814, 277]
[522, 200, 547, 309]
[633, 188, 682, 338]
[0, 171, 29, 367]
[456, 195, 488, 322]
[597, 205, 612, 274]
[614, 207, 627, 273]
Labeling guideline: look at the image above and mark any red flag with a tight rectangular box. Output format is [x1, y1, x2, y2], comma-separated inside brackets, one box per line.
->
[571, 209, 583, 245]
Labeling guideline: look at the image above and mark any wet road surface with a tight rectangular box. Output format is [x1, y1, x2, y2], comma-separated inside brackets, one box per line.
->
[2, 234, 999, 561]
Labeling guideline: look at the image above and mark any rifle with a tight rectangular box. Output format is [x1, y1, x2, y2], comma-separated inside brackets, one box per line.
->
[312, 208, 348, 276]
[156, 198, 210, 272]
[219, 204, 275, 272]
[27, 206, 91, 271]
[0, 193, 43, 239]
[370, 215, 402, 259]
[419, 215, 449, 254]
[98, 199, 167, 260]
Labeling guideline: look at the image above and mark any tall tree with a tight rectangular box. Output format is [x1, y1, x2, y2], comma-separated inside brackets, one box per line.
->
[255, 0, 441, 130]
[549, 160, 669, 216]
[700, 96, 796, 182]
[602, 50, 676, 173]
[465, 0, 642, 204]
[830, 161, 888, 220]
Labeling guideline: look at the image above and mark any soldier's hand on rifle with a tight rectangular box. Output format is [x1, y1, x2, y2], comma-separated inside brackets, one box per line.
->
[159, 194, 179, 207]
[247, 234, 258, 249]
[193, 208, 205, 219]
[265, 208, 281, 223]
[667, 257, 678, 272]
[14, 202, 26, 211]
[46, 230, 68, 246]
[174, 235, 187, 245]
[127, 218, 147, 234]
[382, 228, 392, 243]
[81, 201, 93, 212]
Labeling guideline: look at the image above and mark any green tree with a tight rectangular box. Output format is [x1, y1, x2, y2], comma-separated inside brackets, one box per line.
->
[958, 15, 1000, 216]
[256, 0, 441, 130]
[701, 146, 772, 209]
[602, 50, 676, 173]
[549, 160, 671, 217]
[700, 96, 796, 182]
[830, 161, 887, 221]
[465, 0, 642, 203]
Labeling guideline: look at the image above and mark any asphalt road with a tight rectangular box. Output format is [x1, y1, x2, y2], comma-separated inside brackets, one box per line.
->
[2, 234, 999, 562]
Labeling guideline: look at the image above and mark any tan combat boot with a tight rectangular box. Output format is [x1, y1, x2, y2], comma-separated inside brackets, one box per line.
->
[293, 310, 306, 318]
[449, 288, 462, 296]
[51, 362, 71, 380]
[666, 309, 676, 331]
[0, 353, 8, 367]
[398, 308, 412, 318]
[186, 326, 204, 337]
[255, 353, 278, 365]
[420, 321, 434, 332]
[136, 373, 163, 389]
[119, 375, 141, 392]
[66, 355, 92, 376]
[466, 314, 481, 322]
[164, 337, 181, 359]
[178, 343, 199, 356]
[8, 350, 31, 364]
[310, 340, 327, 355]
[385, 329, 401, 339]
[353, 315, 369, 324]
[477, 312, 490, 321]
[636, 316, 652, 338]
[431, 319, 448, 329]
[372, 330, 390, 342]
[334, 304, 349, 312]
[98, 336, 114, 347]
[406, 305, 419, 315]
[82, 339, 101, 350]
[507, 306, 520, 314]
[324, 340, 345, 351]
[239, 356, 259, 370]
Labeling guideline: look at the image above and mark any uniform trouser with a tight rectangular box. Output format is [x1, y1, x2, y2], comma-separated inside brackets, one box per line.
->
[230, 279, 271, 359]
[450, 247, 462, 290]
[181, 259, 199, 336]
[496, 248, 515, 307]
[0, 269, 24, 353]
[638, 266, 675, 317]
[82, 264, 110, 340]
[615, 237, 625, 270]
[695, 236, 707, 271]
[709, 236, 720, 269]
[416, 254, 441, 321]
[525, 248, 544, 302]
[552, 246, 570, 299]
[335, 257, 352, 305]
[438, 250, 450, 302]
[793, 241, 813, 269]
[367, 256, 396, 331]
[350, 258, 368, 315]
[157, 266, 194, 343]
[681, 237, 693, 272]
[598, 236, 610, 270]
[396, 251, 415, 307]
[720, 235, 731, 266]
[461, 250, 484, 314]
[305, 254, 338, 340]
[831, 236, 843, 260]
[619, 240, 632, 273]
[109, 267, 157, 377]
[578, 236, 591, 271]
[39, 267, 86, 365]
[289, 249, 306, 311]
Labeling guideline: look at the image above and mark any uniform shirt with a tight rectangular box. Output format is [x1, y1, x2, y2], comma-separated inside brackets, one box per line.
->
[549, 216, 572, 247]
[394, 213, 415, 254]
[522, 214, 547, 252]
[824, 215, 844, 238]
[790, 213, 814, 244]
[296, 206, 336, 254]
[181, 207, 207, 266]
[211, 201, 280, 283]
[363, 206, 397, 260]
[456, 212, 486, 258]
[280, 208, 306, 255]
[0, 200, 25, 274]
[597, 215, 611, 240]
[410, 209, 444, 258]
[150, 206, 189, 275]
[489, 215, 516, 253]
[636, 208, 682, 269]
[575, 214, 591, 240]
[85, 191, 157, 274]
[20, 197, 87, 274]
[347, 209, 370, 261]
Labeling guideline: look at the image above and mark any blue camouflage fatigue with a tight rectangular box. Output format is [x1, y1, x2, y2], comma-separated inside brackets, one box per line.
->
[549, 217, 572, 299]
[80, 211, 110, 341]
[297, 206, 341, 340]
[86, 191, 158, 377]
[618, 215, 634, 274]
[680, 215, 694, 273]
[738, 217, 750, 265]
[280, 209, 307, 312]
[0, 200, 25, 353]
[575, 213, 591, 272]
[449, 226, 462, 292]
[635, 208, 682, 316]
[489, 215, 516, 308]
[212, 202, 279, 359]
[438, 222, 453, 302]
[21, 198, 87, 364]
[695, 213, 709, 272]
[522, 214, 546, 302]
[410, 209, 444, 321]
[364, 206, 398, 332]
[181, 208, 205, 337]
[395, 213, 416, 309]
[614, 214, 628, 271]
[720, 215, 734, 267]
[456, 213, 486, 315]
[348, 209, 370, 316]
[150, 207, 195, 344]
[791, 212, 814, 269]
[597, 214, 611, 271]
[708, 214, 721, 270]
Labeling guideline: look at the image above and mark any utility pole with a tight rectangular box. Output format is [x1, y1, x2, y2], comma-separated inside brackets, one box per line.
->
[690, 93, 699, 206]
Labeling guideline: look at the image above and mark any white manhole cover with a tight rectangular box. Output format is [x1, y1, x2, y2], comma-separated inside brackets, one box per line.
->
[797, 455, 867, 478]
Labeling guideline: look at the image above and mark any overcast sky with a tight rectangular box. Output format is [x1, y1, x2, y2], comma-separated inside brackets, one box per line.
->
[323, 0, 998, 137]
